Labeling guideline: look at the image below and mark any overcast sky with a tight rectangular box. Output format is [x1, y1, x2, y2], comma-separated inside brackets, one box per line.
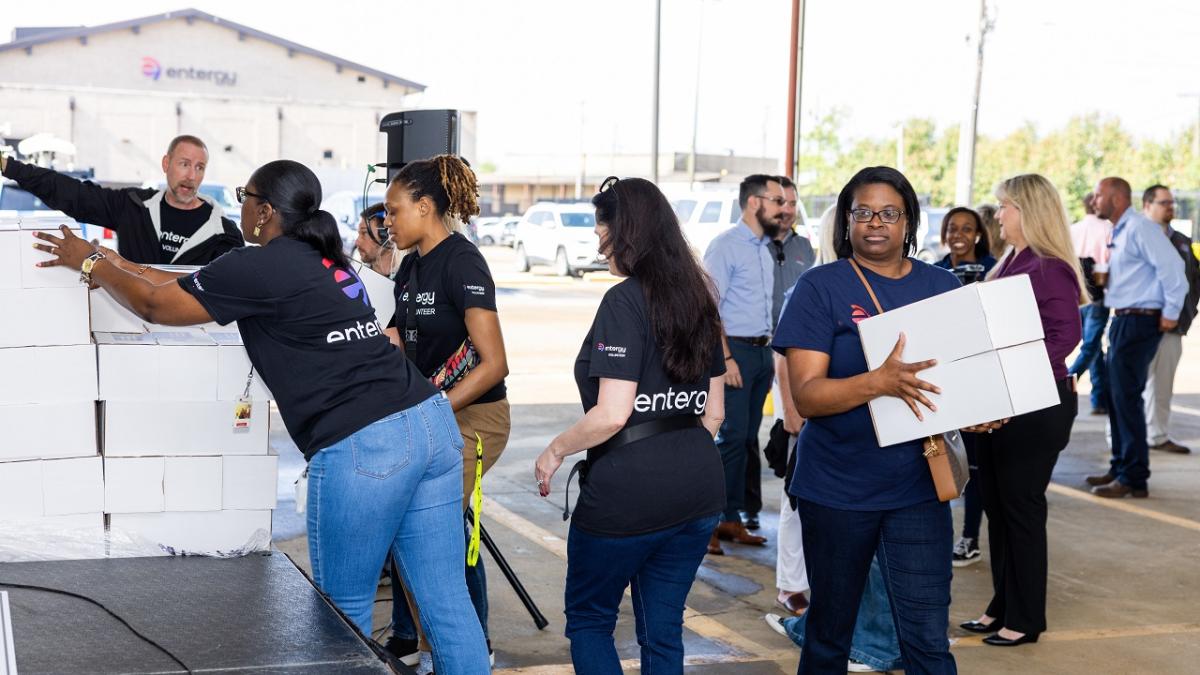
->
[3, 0, 1198, 165]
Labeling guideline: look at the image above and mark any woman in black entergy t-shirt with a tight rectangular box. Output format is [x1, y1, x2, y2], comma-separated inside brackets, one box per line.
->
[34, 160, 490, 675]
[380, 156, 511, 665]
[534, 177, 727, 673]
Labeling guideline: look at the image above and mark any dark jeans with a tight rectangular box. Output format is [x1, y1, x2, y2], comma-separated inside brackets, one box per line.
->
[744, 437, 763, 515]
[1069, 304, 1109, 409]
[961, 433, 983, 541]
[1105, 315, 1163, 490]
[717, 341, 773, 521]
[976, 378, 1076, 635]
[797, 498, 956, 675]
[564, 515, 719, 675]
[390, 514, 489, 641]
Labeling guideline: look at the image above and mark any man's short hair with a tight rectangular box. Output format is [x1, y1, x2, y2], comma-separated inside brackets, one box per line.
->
[1143, 184, 1169, 207]
[776, 175, 796, 190]
[1083, 192, 1095, 215]
[167, 134, 208, 156]
[739, 174, 780, 209]
[1100, 176, 1132, 200]
[360, 202, 386, 222]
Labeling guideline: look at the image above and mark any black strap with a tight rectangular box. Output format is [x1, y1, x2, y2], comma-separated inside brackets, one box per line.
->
[562, 415, 703, 520]
[403, 261, 419, 353]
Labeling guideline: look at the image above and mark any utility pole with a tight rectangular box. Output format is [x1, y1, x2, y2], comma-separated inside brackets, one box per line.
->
[954, 0, 993, 206]
[651, 0, 662, 183]
[576, 100, 586, 200]
[688, 0, 706, 187]
[785, 0, 806, 180]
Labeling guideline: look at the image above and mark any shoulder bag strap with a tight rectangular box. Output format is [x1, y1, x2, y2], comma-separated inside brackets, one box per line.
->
[847, 258, 885, 315]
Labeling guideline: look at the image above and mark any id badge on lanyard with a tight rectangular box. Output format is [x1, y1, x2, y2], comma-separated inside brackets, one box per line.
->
[233, 365, 255, 430]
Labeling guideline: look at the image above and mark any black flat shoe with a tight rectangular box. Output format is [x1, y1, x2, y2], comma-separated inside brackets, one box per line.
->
[959, 620, 997, 634]
[983, 632, 1040, 646]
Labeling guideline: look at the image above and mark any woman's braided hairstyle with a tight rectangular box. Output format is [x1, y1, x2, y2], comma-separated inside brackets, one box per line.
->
[392, 154, 480, 228]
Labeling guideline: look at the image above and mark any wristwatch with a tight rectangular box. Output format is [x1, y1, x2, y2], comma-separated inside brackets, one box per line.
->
[80, 250, 106, 285]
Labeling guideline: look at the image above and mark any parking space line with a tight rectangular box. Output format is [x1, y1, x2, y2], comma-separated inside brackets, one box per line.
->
[481, 497, 785, 662]
[1047, 483, 1200, 533]
[494, 651, 793, 674]
[954, 622, 1200, 647]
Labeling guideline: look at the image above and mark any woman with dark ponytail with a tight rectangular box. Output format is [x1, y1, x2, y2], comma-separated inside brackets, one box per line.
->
[33, 159, 490, 674]
[533, 176, 727, 673]
[379, 155, 512, 666]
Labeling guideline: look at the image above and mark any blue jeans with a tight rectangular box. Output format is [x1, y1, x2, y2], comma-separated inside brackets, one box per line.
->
[306, 394, 489, 674]
[716, 341, 774, 521]
[1069, 304, 1109, 409]
[564, 515, 719, 675]
[781, 559, 903, 672]
[797, 498, 956, 675]
[1105, 314, 1162, 490]
[389, 519, 489, 641]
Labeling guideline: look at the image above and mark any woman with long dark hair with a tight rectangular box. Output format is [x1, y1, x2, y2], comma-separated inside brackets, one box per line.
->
[534, 176, 727, 673]
[773, 166, 963, 674]
[34, 159, 490, 674]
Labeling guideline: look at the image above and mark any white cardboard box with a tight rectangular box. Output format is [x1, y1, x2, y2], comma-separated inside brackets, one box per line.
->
[0, 460, 44, 517]
[216, 344, 272, 401]
[0, 401, 98, 462]
[90, 287, 148, 334]
[859, 274, 1044, 369]
[103, 457, 165, 514]
[222, 455, 278, 510]
[103, 400, 269, 457]
[18, 225, 84, 288]
[0, 513, 106, 562]
[109, 510, 272, 555]
[0, 229, 21, 289]
[42, 457, 104, 516]
[96, 334, 220, 401]
[0, 345, 98, 405]
[164, 456, 223, 512]
[856, 274, 1058, 446]
[0, 287, 90, 348]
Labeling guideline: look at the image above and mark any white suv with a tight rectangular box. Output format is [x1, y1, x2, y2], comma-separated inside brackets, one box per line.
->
[668, 190, 812, 256]
[513, 202, 606, 277]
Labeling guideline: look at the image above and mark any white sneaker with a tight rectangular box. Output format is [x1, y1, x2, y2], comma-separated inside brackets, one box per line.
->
[847, 658, 880, 672]
[764, 612, 788, 638]
[952, 537, 982, 567]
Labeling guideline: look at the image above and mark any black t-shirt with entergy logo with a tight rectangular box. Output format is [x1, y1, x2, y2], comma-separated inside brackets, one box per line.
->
[178, 237, 436, 459]
[572, 278, 727, 536]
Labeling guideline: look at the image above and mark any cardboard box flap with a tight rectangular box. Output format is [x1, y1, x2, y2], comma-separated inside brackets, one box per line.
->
[997, 341, 1060, 416]
[152, 331, 217, 346]
[857, 283, 992, 370]
[978, 275, 1044, 349]
[94, 332, 157, 345]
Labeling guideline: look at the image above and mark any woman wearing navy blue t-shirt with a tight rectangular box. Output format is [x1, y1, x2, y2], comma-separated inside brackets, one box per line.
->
[772, 166, 969, 674]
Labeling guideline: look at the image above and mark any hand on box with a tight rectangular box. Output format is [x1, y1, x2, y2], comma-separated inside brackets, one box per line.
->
[962, 418, 1009, 434]
[32, 225, 97, 272]
[871, 333, 940, 421]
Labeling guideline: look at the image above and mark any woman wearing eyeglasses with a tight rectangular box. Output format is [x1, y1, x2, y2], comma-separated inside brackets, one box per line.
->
[534, 176, 727, 674]
[772, 166, 963, 674]
[33, 159, 490, 674]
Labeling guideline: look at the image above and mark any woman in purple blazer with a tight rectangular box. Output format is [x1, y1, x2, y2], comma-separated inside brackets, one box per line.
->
[960, 174, 1088, 647]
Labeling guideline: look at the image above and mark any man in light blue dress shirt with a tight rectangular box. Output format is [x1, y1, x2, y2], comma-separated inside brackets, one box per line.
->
[702, 174, 784, 553]
[1085, 177, 1188, 499]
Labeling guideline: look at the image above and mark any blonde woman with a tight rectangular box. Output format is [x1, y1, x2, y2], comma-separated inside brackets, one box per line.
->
[961, 174, 1086, 647]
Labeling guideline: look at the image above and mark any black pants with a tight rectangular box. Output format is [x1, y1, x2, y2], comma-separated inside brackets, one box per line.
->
[975, 378, 1076, 634]
[744, 437, 763, 515]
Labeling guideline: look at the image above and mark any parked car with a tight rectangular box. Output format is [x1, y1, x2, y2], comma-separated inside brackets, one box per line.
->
[667, 189, 812, 256]
[917, 207, 950, 263]
[476, 216, 519, 246]
[321, 190, 386, 255]
[199, 184, 241, 226]
[512, 202, 606, 277]
[0, 178, 98, 238]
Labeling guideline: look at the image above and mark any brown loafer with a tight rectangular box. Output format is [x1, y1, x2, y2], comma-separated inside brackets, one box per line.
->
[1150, 440, 1191, 454]
[776, 592, 809, 616]
[716, 520, 767, 546]
[706, 533, 724, 555]
[1084, 471, 1116, 487]
[1091, 479, 1148, 499]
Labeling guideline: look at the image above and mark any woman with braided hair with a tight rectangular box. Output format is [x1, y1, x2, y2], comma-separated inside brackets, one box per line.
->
[382, 155, 512, 667]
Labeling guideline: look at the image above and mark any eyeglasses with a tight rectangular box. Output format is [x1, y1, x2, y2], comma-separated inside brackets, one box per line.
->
[236, 186, 270, 204]
[849, 207, 905, 224]
[756, 193, 786, 207]
[599, 176, 621, 193]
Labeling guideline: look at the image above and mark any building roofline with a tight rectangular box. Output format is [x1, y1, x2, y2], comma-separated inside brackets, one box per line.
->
[1, 7, 425, 92]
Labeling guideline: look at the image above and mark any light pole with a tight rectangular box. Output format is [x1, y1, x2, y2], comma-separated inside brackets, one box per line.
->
[651, 0, 662, 183]
[954, 0, 993, 206]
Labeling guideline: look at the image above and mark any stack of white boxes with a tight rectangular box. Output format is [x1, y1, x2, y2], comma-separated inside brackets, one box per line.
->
[0, 218, 105, 559]
[0, 218, 279, 559]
